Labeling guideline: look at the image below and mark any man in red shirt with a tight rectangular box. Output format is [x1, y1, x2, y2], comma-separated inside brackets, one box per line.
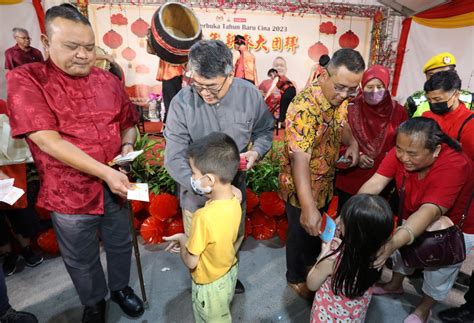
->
[7, 5, 143, 322]
[423, 70, 474, 161]
[4, 28, 44, 70]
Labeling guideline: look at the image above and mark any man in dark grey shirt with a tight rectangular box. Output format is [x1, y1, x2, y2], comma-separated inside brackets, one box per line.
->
[164, 40, 274, 293]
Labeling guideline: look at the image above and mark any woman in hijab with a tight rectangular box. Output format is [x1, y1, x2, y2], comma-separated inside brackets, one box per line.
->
[335, 65, 407, 208]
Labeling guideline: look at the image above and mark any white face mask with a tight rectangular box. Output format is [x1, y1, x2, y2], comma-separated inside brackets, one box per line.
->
[190, 175, 212, 195]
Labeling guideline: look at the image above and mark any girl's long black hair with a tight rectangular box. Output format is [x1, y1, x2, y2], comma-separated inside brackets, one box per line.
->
[328, 194, 394, 298]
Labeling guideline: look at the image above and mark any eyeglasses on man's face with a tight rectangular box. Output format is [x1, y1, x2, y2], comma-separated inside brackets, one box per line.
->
[191, 75, 229, 96]
[326, 68, 360, 97]
[16, 36, 31, 41]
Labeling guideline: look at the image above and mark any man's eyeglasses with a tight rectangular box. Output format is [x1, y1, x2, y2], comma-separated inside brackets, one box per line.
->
[326, 68, 359, 97]
[15, 36, 31, 41]
[191, 75, 229, 96]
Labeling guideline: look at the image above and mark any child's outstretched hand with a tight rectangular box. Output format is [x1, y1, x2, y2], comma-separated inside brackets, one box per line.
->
[163, 233, 187, 254]
[319, 237, 342, 262]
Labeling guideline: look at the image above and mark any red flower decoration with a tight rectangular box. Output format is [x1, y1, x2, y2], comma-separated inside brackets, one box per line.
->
[339, 30, 360, 49]
[131, 18, 149, 38]
[122, 47, 136, 62]
[165, 217, 184, 236]
[111, 13, 128, 26]
[259, 192, 285, 217]
[140, 216, 166, 244]
[35, 205, 51, 220]
[276, 218, 288, 243]
[37, 229, 59, 254]
[308, 41, 329, 62]
[319, 21, 337, 35]
[251, 209, 276, 240]
[148, 193, 179, 221]
[246, 189, 259, 213]
[131, 200, 145, 214]
[103, 29, 123, 50]
[244, 216, 252, 238]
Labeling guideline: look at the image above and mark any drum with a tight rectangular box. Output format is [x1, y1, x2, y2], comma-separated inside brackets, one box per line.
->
[150, 2, 202, 64]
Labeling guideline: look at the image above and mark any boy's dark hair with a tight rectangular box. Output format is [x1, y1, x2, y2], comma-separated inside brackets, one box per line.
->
[322, 194, 393, 298]
[187, 132, 239, 184]
[326, 48, 365, 74]
[424, 70, 462, 93]
[234, 35, 246, 46]
[45, 4, 91, 36]
[267, 68, 278, 77]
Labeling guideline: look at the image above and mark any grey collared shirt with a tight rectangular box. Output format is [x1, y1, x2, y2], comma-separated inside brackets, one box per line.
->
[164, 78, 274, 212]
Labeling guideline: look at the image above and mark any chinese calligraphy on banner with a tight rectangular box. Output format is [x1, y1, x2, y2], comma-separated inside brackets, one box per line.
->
[88, 5, 372, 102]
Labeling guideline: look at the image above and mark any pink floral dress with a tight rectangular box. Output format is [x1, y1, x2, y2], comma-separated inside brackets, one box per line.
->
[310, 277, 372, 323]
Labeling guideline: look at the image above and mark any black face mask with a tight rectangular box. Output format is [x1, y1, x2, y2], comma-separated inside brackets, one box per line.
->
[428, 92, 456, 115]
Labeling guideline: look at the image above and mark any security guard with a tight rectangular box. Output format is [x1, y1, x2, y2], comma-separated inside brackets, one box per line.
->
[405, 52, 473, 118]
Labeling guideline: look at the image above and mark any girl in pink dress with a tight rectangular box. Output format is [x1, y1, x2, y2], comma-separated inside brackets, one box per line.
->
[307, 194, 394, 322]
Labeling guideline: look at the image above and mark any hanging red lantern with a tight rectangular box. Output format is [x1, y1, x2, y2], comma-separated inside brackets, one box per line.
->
[131, 18, 149, 48]
[259, 191, 285, 217]
[339, 30, 360, 49]
[308, 41, 329, 62]
[165, 217, 184, 236]
[102, 29, 123, 50]
[37, 229, 59, 254]
[246, 188, 259, 213]
[148, 193, 179, 221]
[140, 216, 166, 244]
[122, 47, 136, 69]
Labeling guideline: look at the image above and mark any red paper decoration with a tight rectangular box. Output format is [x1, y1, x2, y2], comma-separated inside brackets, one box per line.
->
[246, 188, 259, 213]
[319, 21, 337, 35]
[251, 209, 277, 240]
[165, 217, 184, 236]
[339, 30, 360, 49]
[140, 216, 166, 244]
[308, 41, 329, 62]
[111, 13, 128, 26]
[327, 196, 339, 219]
[276, 218, 288, 243]
[131, 18, 149, 38]
[131, 200, 145, 214]
[259, 191, 285, 217]
[148, 193, 179, 221]
[103, 29, 123, 50]
[122, 47, 136, 61]
[37, 229, 59, 254]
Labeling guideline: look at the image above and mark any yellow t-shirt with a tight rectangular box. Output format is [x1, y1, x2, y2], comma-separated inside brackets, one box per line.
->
[186, 197, 241, 284]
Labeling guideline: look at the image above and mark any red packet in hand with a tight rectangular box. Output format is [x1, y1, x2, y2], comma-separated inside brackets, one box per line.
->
[239, 156, 248, 171]
[319, 212, 336, 243]
[335, 155, 352, 169]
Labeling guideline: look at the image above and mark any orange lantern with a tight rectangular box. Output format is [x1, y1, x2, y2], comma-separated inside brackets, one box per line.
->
[308, 41, 329, 62]
[131, 18, 149, 48]
[121, 46, 136, 68]
[102, 29, 123, 57]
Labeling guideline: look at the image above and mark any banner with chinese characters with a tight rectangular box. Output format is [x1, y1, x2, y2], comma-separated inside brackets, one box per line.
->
[88, 4, 373, 103]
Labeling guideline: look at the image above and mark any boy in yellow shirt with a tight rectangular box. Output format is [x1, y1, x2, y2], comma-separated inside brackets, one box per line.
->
[164, 132, 242, 322]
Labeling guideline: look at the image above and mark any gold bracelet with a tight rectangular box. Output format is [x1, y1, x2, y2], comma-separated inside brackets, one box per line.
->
[396, 226, 415, 245]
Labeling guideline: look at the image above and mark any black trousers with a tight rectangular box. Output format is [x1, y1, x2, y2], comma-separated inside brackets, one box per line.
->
[285, 201, 322, 284]
[279, 87, 296, 123]
[162, 76, 182, 124]
[0, 267, 9, 316]
[465, 271, 474, 310]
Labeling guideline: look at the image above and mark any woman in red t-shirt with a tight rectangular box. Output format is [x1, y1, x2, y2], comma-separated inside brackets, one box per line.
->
[264, 68, 296, 129]
[359, 117, 474, 323]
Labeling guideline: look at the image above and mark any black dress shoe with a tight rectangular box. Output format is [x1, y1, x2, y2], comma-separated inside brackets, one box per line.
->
[235, 279, 245, 294]
[82, 299, 106, 323]
[110, 286, 144, 318]
[438, 305, 474, 322]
